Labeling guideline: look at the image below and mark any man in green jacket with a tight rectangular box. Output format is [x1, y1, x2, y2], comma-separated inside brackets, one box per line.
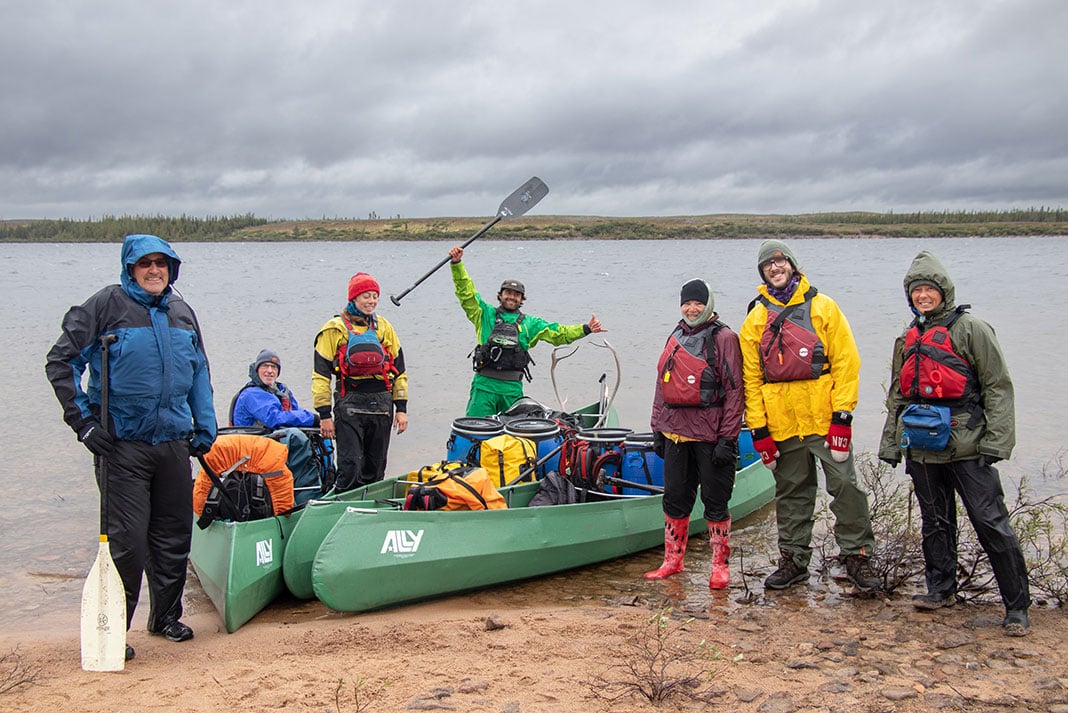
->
[879, 250, 1029, 636]
[448, 246, 605, 417]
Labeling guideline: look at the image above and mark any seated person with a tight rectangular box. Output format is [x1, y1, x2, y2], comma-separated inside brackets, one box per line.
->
[230, 349, 325, 505]
[230, 349, 319, 430]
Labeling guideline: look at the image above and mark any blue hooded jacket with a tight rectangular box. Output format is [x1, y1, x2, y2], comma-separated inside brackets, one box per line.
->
[46, 234, 217, 447]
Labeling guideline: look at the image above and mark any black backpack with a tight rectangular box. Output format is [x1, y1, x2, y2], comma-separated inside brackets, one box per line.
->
[196, 456, 277, 528]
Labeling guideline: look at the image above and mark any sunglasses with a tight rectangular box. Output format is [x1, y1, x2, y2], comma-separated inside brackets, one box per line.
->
[135, 257, 169, 269]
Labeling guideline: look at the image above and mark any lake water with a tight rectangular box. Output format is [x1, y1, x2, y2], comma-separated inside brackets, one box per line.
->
[3, 236, 1065, 633]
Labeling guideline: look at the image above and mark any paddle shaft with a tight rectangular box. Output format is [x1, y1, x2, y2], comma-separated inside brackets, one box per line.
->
[389, 177, 549, 306]
[389, 215, 502, 306]
[507, 440, 566, 487]
[601, 475, 664, 494]
[98, 334, 117, 535]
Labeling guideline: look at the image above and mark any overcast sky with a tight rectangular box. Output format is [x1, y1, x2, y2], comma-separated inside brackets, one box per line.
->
[3, 0, 1065, 220]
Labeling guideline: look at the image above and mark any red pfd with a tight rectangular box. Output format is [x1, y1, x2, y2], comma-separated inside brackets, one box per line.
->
[335, 314, 395, 394]
[657, 322, 726, 408]
[899, 307, 978, 404]
[756, 287, 829, 383]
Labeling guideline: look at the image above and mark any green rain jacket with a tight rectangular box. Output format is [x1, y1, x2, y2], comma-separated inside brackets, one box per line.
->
[451, 261, 588, 394]
[878, 251, 1015, 465]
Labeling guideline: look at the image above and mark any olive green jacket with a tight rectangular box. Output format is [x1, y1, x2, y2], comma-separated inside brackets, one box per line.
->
[878, 251, 1015, 464]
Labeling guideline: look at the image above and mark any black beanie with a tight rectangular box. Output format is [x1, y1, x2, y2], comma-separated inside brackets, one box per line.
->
[680, 279, 710, 306]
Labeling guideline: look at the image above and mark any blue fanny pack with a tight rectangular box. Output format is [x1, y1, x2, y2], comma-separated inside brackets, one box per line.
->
[899, 403, 952, 451]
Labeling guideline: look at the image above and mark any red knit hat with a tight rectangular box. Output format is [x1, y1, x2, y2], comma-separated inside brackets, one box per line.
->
[347, 272, 380, 300]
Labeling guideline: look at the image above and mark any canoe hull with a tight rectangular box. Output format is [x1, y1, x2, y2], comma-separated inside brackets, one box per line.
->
[311, 460, 775, 613]
[189, 512, 301, 633]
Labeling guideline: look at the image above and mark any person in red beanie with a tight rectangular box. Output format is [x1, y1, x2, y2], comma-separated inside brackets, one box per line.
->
[312, 272, 408, 491]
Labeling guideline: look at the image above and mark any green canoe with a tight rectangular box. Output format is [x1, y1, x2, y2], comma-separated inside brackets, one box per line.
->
[310, 458, 776, 613]
[282, 476, 440, 599]
[189, 510, 302, 633]
[283, 402, 621, 600]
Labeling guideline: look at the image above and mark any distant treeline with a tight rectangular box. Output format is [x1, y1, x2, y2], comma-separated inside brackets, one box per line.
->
[0, 214, 269, 242]
[790, 207, 1067, 225]
[2, 208, 1066, 242]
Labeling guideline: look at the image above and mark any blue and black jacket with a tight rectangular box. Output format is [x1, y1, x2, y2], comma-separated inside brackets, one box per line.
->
[45, 234, 217, 446]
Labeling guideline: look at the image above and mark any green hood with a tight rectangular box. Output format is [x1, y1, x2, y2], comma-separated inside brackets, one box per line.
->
[903, 250, 956, 320]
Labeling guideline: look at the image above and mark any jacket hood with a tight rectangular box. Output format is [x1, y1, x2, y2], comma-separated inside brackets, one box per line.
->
[903, 250, 956, 319]
[120, 234, 181, 303]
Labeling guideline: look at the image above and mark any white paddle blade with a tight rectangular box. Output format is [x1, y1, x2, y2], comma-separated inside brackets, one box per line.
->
[80, 540, 127, 671]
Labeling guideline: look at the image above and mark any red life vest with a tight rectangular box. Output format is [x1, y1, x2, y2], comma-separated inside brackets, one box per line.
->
[756, 287, 829, 383]
[335, 314, 395, 393]
[899, 306, 978, 403]
[657, 322, 727, 408]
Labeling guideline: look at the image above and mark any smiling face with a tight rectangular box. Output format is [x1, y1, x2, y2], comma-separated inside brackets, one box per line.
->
[498, 288, 524, 311]
[760, 256, 795, 291]
[910, 284, 944, 315]
[132, 252, 170, 295]
[257, 361, 279, 386]
[352, 290, 379, 315]
[681, 300, 706, 322]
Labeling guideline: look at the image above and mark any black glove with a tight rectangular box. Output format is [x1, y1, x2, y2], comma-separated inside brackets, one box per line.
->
[652, 432, 666, 459]
[187, 434, 214, 458]
[879, 456, 901, 469]
[78, 421, 115, 457]
[978, 454, 1002, 468]
[712, 438, 738, 465]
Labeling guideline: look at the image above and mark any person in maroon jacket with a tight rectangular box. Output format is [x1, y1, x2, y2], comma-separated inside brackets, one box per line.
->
[645, 279, 744, 589]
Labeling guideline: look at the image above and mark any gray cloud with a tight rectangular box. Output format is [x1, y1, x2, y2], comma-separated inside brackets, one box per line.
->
[2, 0, 1065, 219]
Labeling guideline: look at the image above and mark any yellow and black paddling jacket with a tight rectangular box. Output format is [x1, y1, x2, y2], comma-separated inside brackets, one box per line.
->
[312, 310, 408, 419]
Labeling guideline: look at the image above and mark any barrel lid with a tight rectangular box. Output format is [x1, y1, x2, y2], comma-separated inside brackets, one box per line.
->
[577, 427, 633, 444]
[504, 417, 561, 437]
[451, 417, 504, 435]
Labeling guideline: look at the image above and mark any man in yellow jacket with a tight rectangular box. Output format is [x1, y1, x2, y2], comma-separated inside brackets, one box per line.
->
[739, 240, 879, 593]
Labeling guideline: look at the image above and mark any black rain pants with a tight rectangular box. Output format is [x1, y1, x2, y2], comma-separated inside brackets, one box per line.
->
[907, 457, 1030, 612]
[97, 439, 192, 631]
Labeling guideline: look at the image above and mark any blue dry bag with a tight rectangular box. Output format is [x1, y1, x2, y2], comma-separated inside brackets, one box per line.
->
[899, 403, 952, 451]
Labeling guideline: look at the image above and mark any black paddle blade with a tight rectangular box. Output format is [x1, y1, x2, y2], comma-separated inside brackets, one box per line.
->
[498, 177, 548, 219]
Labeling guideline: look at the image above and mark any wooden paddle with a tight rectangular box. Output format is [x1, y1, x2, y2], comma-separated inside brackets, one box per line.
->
[389, 176, 549, 305]
[80, 333, 126, 671]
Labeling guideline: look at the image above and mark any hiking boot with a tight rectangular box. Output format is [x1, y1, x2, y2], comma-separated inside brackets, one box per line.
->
[125, 644, 135, 662]
[152, 620, 194, 643]
[912, 592, 956, 610]
[764, 554, 808, 590]
[1003, 610, 1030, 637]
[844, 554, 881, 593]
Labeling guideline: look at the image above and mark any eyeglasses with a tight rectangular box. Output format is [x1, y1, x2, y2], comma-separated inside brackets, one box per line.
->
[135, 257, 169, 269]
[761, 257, 790, 270]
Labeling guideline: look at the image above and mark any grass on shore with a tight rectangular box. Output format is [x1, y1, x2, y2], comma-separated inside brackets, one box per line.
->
[3, 209, 1067, 242]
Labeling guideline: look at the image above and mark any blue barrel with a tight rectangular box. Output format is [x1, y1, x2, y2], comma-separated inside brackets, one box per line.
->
[446, 417, 504, 465]
[737, 429, 759, 467]
[504, 418, 563, 477]
[620, 432, 664, 495]
[576, 427, 632, 490]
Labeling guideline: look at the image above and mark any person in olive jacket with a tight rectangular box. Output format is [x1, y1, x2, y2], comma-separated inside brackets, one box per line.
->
[879, 250, 1029, 636]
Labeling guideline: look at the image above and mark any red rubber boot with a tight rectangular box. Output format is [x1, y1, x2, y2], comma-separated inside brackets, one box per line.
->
[643, 515, 690, 579]
[708, 517, 732, 590]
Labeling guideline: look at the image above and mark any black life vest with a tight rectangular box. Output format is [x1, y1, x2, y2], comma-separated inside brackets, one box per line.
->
[756, 287, 830, 383]
[472, 312, 532, 381]
[656, 321, 729, 408]
[899, 306, 980, 406]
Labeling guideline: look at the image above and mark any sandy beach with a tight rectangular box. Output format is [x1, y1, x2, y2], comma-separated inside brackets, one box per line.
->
[3, 576, 1067, 713]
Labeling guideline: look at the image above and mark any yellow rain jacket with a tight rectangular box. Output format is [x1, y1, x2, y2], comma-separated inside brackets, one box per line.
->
[739, 274, 860, 440]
